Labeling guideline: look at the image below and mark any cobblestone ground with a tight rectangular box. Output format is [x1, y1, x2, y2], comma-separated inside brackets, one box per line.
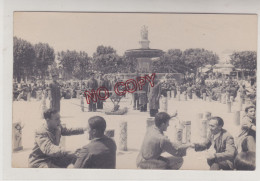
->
[12, 93, 245, 170]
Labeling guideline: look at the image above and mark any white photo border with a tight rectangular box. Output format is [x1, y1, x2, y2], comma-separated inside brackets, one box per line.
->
[2, 0, 260, 180]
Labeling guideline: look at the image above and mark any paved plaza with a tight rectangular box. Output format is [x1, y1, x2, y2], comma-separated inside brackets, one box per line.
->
[12, 94, 244, 170]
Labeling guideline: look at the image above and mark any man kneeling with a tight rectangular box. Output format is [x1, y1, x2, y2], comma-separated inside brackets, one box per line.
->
[136, 112, 191, 169]
[74, 116, 117, 168]
[28, 109, 87, 168]
[191, 117, 237, 170]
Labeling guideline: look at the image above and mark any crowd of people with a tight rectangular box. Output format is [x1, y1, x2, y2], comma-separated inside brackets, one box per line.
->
[13, 71, 256, 170]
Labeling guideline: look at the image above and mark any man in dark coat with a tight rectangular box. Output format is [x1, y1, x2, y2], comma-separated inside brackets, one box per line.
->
[191, 116, 237, 170]
[97, 73, 106, 109]
[74, 116, 117, 169]
[49, 73, 61, 112]
[148, 78, 161, 117]
[87, 72, 98, 112]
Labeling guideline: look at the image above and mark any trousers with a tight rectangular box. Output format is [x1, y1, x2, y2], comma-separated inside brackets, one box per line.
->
[29, 156, 75, 168]
[138, 156, 183, 170]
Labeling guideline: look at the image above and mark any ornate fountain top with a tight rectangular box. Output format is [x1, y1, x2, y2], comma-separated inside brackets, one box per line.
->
[141, 25, 148, 40]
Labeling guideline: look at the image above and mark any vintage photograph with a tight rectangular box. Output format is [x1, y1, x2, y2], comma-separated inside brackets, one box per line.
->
[12, 12, 257, 170]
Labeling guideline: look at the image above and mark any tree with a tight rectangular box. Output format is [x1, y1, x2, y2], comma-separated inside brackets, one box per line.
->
[13, 36, 36, 83]
[92, 45, 122, 74]
[120, 55, 137, 73]
[230, 51, 257, 73]
[182, 48, 219, 73]
[34, 42, 55, 79]
[72, 51, 92, 80]
[58, 50, 79, 80]
[152, 49, 190, 73]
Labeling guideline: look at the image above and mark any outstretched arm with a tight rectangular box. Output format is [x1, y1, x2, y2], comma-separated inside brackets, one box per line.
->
[61, 125, 86, 136]
[161, 137, 191, 157]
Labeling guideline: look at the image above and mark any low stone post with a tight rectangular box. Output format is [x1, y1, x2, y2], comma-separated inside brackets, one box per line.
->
[182, 121, 191, 144]
[119, 121, 127, 151]
[12, 122, 23, 152]
[60, 124, 66, 148]
[41, 91, 47, 118]
[234, 111, 241, 126]
[203, 93, 206, 101]
[227, 101, 231, 113]
[81, 94, 84, 112]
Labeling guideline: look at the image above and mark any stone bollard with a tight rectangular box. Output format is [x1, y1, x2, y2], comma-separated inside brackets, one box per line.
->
[36, 91, 40, 101]
[146, 117, 155, 129]
[119, 121, 127, 151]
[167, 91, 171, 99]
[218, 94, 222, 103]
[162, 96, 168, 113]
[234, 111, 241, 126]
[27, 92, 31, 102]
[182, 121, 191, 144]
[208, 95, 212, 102]
[184, 92, 187, 101]
[105, 129, 115, 138]
[227, 101, 231, 113]
[203, 93, 206, 101]
[80, 94, 84, 112]
[193, 93, 196, 100]
[196, 113, 203, 121]
[59, 124, 66, 148]
[12, 122, 23, 152]
[222, 93, 226, 104]
[230, 96, 234, 103]
[201, 119, 208, 140]
[41, 91, 47, 118]
[176, 122, 184, 145]
[76, 90, 81, 99]
[239, 98, 243, 111]
[177, 91, 181, 101]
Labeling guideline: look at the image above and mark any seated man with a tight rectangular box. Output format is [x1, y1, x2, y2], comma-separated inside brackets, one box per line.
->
[136, 112, 190, 170]
[191, 117, 237, 170]
[237, 105, 256, 153]
[74, 116, 117, 169]
[234, 151, 255, 170]
[28, 109, 87, 168]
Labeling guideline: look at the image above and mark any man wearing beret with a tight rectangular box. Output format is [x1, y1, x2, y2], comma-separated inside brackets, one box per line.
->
[49, 73, 61, 112]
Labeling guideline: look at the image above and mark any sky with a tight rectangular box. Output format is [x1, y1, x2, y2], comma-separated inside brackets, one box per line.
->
[14, 12, 257, 62]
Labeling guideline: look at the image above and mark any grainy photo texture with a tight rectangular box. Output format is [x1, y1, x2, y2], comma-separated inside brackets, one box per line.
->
[12, 12, 257, 170]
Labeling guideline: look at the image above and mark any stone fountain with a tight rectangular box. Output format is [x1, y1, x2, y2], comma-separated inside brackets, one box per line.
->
[125, 25, 163, 75]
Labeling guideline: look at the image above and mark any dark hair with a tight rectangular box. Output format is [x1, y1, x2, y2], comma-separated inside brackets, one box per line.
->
[210, 116, 224, 127]
[43, 109, 59, 120]
[245, 105, 255, 113]
[88, 116, 106, 133]
[234, 151, 255, 170]
[155, 112, 171, 127]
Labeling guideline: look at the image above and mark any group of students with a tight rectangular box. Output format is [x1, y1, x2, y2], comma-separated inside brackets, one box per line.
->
[28, 103, 256, 170]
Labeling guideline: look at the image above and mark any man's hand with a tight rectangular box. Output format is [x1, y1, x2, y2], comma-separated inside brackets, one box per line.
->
[206, 149, 216, 160]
